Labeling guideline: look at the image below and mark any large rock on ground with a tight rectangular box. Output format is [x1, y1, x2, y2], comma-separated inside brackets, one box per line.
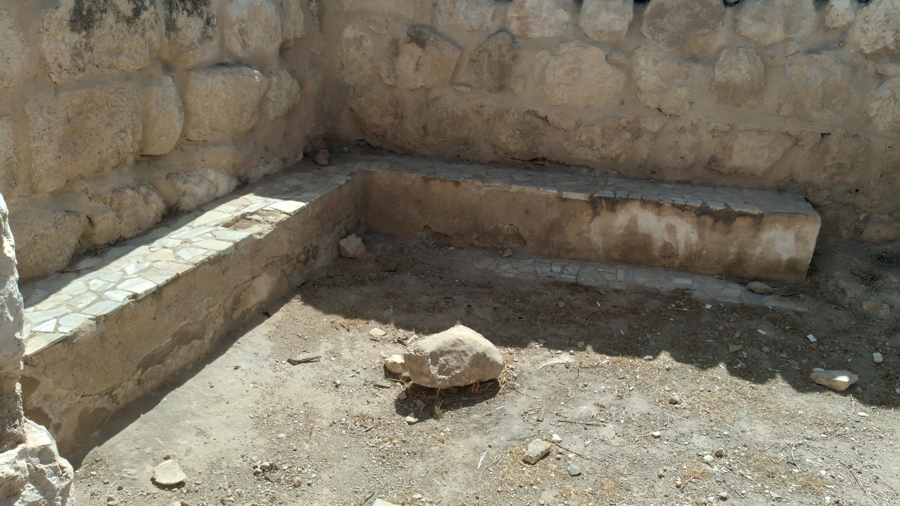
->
[507, 0, 571, 39]
[160, 0, 221, 69]
[641, 0, 724, 57]
[464, 31, 519, 93]
[27, 83, 142, 192]
[578, 0, 633, 45]
[867, 76, 900, 134]
[223, 0, 282, 62]
[846, 0, 900, 60]
[633, 45, 691, 116]
[779, 52, 853, 122]
[0, 10, 28, 89]
[182, 66, 268, 142]
[140, 76, 184, 156]
[41, 0, 161, 84]
[536, 42, 625, 108]
[435, 0, 495, 31]
[404, 325, 503, 388]
[0, 419, 74, 503]
[381, 26, 462, 90]
[735, 0, 816, 47]
[710, 47, 765, 108]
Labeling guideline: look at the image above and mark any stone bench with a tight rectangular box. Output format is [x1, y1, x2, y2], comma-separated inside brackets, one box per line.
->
[20, 154, 819, 455]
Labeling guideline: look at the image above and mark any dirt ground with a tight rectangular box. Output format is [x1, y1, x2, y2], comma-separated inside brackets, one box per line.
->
[71, 233, 899, 506]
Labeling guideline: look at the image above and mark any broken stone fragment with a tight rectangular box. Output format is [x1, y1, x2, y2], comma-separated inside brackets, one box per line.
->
[404, 325, 504, 388]
[810, 369, 859, 392]
[314, 149, 330, 166]
[747, 281, 775, 294]
[384, 354, 407, 374]
[522, 439, 552, 464]
[339, 234, 366, 258]
[152, 459, 186, 487]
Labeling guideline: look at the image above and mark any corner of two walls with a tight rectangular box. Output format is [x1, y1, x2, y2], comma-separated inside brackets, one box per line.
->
[320, 0, 900, 245]
[0, 0, 326, 283]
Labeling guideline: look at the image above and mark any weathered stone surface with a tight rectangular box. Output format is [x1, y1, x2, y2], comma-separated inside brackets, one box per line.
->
[266, 69, 302, 120]
[41, 0, 161, 84]
[152, 459, 186, 486]
[825, 0, 857, 32]
[384, 354, 407, 374]
[867, 76, 900, 134]
[382, 26, 462, 90]
[280, 0, 306, 47]
[578, 0, 633, 45]
[647, 123, 707, 172]
[0, 420, 74, 502]
[710, 129, 794, 176]
[779, 52, 853, 122]
[633, 45, 690, 116]
[0, 194, 24, 452]
[182, 66, 267, 142]
[522, 439, 552, 464]
[78, 202, 120, 248]
[710, 48, 765, 108]
[810, 369, 858, 391]
[747, 281, 775, 294]
[414, 91, 477, 149]
[488, 109, 549, 159]
[159, 169, 239, 212]
[0, 10, 27, 89]
[339, 234, 367, 258]
[109, 184, 167, 239]
[435, 0, 495, 31]
[0, 118, 18, 197]
[735, 0, 816, 47]
[223, 0, 282, 62]
[339, 24, 376, 86]
[860, 217, 900, 244]
[846, 0, 900, 60]
[140, 76, 184, 156]
[9, 206, 85, 282]
[465, 31, 519, 92]
[536, 42, 624, 108]
[160, 0, 221, 69]
[404, 325, 503, 388]
[28, 84, 142, 193]
[564, 117, 641, 162]
[641, 0, 724, 57]
[507, 0, 571, 39]
[339, 0, 418, 18]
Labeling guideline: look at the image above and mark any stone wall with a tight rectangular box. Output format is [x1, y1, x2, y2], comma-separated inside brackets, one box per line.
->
[0, 0, 323, 282]
[323, 0, 900, 242]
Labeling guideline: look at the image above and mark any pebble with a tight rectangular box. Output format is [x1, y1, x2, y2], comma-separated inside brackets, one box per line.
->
[152, 460, 186, 487]
[384, 355, 406, 374]
[568, 463, 582, 477]
[557, 301, 566, 308]
[747, 281, 774, 294]
[523, 439, 552, 464]
[668, 394, 681, 405]
[651, 431, 662, 438]
[314, 149, 330, 166]
[728, 344, 744, 353]
[374, 380, 392, 389]
[405, 414, 419, 425]
[873, 352, 884, 364]
[718, 491, 729, 500]
[703, 454, 715, 463]
[333, 380, 341, 387]
[762, 346, 771, 353]
[715, 448, 725, 457]
[293, 477, 303, 488]
[551, 433, 563, 443]
[370, 328, 387, 338]
[502, 249, 513, 258]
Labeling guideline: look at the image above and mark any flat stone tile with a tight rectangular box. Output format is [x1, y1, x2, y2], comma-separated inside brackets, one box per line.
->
[25, 306, 69, 325]
[117, 278, 157, 298]
[56, 313, 91, 333]
[83, 300, 125, 317]
[25, 332, 68, 356]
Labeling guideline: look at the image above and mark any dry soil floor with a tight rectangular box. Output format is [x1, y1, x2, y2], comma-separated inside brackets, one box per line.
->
[72, 234, 900, 506]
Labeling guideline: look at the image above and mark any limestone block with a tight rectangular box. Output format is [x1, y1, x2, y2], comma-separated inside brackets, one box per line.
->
[78, 202, 120, 248]
[140, 76, 184, 156]
[9, 206, 85, 282]
[488, 109, 549, 159]
[710, 129, 795, 176]
[633, 45, 691, 116]
[159, 169, 239, 212]
[779, 52, 853, 122]
[223, 0, 283, 62]
[647, 123, 707, 172]
[28, 84, 142, 193]
[867, 76, 900, 135]
[381, 26, 462, 90]
[0, 193, 24, 452]
[825, 0, 857, 32]
[339, 24, 376, 86]
[735, 0, 816, 47]
[536, 42, 625, 108]
[281, 0, 306, 47]
[435, 0, 495, 31]
[109, 184, 167, 239]
[578, 0, 633, 45]
[464, 30, 519, 93]
[0, 420, 73, 502]
[160, 0, 221, 69]
[339, 234, 367, 258]
[810, 369, 858, 391]
[182, 66, 268, 142]
[710, 47, 765, 108]
[0, 118, 18, 196]
[507, 0, 571, 39]
[41, 0, 161, 85]
[564, 117, 641, 162]
[846, 0, 900, 60]
[404, 325, 503, 388]
[641, 0, 724, 57]
[266, 69, 302, 120]
[0, 10, 28, 89]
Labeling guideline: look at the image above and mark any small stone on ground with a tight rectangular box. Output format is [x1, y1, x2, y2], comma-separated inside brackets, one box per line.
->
[384, 354, 406, 374]
[747, 281, 775, 294]
[873, 352, 884, 363]
[369, 327, 386, 337]
[568, 463, 582, 476]
[339, 234, 366, 258]
[314, 149, 330, 166]
[523, 439, 552, 464]
[152, 460, 186, 487]
[810, 369, 859, 391]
